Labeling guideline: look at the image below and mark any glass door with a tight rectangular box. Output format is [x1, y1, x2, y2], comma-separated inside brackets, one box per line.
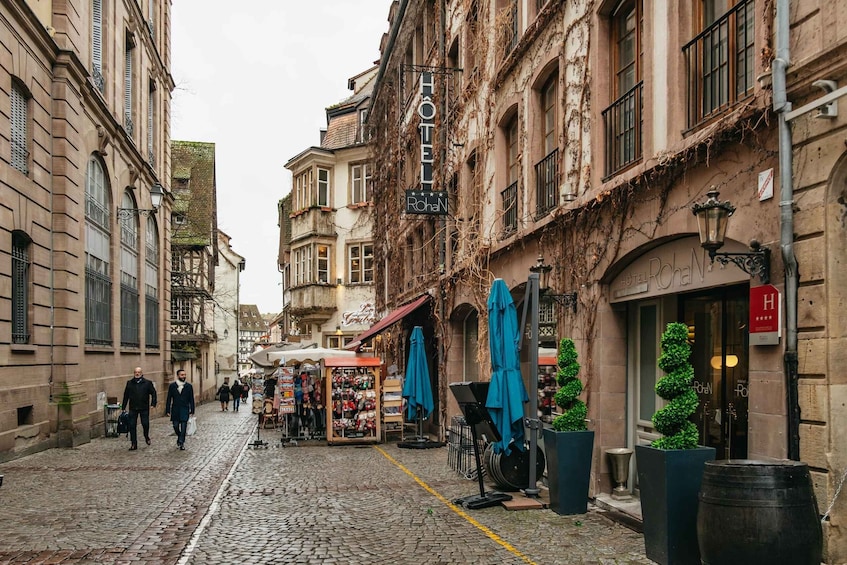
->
[681, 285, 748, 459]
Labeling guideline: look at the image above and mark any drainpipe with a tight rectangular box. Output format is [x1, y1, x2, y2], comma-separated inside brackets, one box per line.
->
[772, 0, 800, 460]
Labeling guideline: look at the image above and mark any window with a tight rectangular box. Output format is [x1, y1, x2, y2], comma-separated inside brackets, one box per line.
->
[85, 157, 112, 345]
[348, 243, 374, 284]
[317, 244, 329, 283]
[317, 167, 330, 207]
[294, 169, 313, 210]
[356, 108, 369, 143]
[120, 192, 140, 347]
[536, 73, 558, 215]
[502, 115, 519, 234]
[684, 0, 754, 126]
[147, 0, 156, 39]
[293, 245, 312, 286]
[173, 296, 190, 323]
[603, 0, 643, 177]
[500, 0, 519, 58]
[92, 0, 104, 91]
[12, 231, 31, 344]
[147, 80, 156, 167]
[145, 216, 159, 348]
[350, 163, 372, 204]
[11, 80, 29, 175]
[124, 32, 135, 136]
[465, 0, 479, 80]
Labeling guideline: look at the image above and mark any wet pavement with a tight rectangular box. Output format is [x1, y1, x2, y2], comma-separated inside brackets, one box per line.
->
[0, 402, 651, 564]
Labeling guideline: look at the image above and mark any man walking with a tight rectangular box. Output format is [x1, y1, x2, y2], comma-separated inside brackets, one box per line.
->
[121, 367, 157, 451]
[166, 369, 195, 450]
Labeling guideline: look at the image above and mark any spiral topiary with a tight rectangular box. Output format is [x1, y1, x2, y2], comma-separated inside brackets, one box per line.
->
[652, 322, 699, 449]
[551, 338, 587, 432]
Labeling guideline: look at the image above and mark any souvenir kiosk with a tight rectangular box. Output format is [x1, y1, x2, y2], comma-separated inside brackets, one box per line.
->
[325, 357, 382, 445]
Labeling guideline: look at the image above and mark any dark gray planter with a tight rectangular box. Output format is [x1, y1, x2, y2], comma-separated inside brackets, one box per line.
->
[635, 444, 715, 565]
[542, 428, 594, 515]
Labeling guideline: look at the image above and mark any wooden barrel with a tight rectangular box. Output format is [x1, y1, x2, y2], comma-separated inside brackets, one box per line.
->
[697, 460, 822, 564]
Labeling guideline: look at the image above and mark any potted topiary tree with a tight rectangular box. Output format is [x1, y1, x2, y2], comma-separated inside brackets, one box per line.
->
[635, 322, 715, 565]
[542, 338, 594, 515]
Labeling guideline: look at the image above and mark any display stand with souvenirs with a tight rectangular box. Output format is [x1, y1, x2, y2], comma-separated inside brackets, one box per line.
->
[325, 357, 382, 445]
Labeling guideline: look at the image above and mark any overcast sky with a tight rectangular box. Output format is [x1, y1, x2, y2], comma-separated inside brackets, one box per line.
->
[171, 1, 393, 314]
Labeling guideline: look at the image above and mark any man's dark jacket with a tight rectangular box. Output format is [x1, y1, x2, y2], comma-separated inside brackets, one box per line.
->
[122, 377, 157, 411]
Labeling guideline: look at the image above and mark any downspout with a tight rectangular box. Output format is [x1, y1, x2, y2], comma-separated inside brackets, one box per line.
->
[438, 0, 448, 439]
[772, 0, 801, 460]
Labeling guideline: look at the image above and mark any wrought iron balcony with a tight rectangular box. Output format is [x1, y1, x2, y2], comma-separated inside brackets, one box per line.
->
[602, 81, 642, 178]
[501, 180, 518, 236]
[535, 149, 558, 217]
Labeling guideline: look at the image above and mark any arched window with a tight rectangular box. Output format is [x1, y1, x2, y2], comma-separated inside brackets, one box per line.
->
[85, 156, 112, 345]
[120, 191, 140, 347]
[12, 231, 31, 344]
[145, 216, 159, 348]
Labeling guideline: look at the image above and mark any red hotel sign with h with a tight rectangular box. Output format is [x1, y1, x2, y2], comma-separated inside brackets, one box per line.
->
[749, 284, 781, 345]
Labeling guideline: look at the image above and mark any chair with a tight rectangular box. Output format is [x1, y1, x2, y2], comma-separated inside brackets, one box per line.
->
[260, 400, 278, 430]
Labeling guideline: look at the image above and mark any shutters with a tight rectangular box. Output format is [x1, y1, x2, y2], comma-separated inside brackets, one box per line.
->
[92, 0, 104, 91]
[10, 81, 28, 174]
[124, 34, 134, 134]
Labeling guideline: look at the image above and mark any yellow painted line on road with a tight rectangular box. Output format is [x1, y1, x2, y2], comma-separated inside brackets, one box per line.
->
[374, 445, 536, 565]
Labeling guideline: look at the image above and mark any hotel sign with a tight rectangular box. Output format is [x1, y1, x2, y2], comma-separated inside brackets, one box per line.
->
[749, 284, 781, 345]
[405, 71, 448, 215]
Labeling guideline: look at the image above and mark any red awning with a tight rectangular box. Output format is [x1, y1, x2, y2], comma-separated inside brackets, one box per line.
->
[344, 294, 432, 350]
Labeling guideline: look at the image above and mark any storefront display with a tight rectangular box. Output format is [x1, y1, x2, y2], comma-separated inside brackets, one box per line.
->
[325, 357, 382, 445]
[539, 353, 559, 424]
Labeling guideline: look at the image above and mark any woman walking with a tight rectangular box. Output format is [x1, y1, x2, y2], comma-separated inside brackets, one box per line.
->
[217, 378, 231, 411]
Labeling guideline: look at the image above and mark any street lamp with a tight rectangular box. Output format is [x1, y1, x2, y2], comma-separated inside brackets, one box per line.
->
[529, 256, 578, 313]
[691, 188, 771, 284]
[117, 182, 164, 220]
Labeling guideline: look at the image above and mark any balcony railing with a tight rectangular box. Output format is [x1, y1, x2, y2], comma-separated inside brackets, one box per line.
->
[683, 0, 755, 128]
[535, 149, 558, 217]
[501, 180, 518, 236]
[602, 81, 643, 178]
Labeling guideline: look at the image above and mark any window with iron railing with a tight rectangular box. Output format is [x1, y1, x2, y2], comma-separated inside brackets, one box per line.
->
[502, 181, 518, 235]
[683, 0, 755, 128]
[602, 81, 643, 178]
[502, 0, 519, 58]
[11, 80, 29, 175]
[12, 232, 30, 344]
[535, 149, 558, 217]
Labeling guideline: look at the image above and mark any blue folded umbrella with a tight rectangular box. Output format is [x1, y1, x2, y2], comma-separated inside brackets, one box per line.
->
[402, 326, 434, 419]
[485, 278, 528, 455]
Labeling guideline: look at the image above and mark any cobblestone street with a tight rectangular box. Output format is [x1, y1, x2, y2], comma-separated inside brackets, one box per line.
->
[0, 403, 651, 564]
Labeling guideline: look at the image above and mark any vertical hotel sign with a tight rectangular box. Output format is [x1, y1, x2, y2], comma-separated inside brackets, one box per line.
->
[405, 71, 448, 215]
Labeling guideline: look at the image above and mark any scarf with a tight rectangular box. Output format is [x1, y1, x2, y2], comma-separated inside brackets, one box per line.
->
[177, 379, 185, 394]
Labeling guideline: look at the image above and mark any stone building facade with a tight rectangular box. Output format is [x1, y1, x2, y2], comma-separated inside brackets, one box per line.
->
[213, 230, 245, 384]
[279, 68, 379, 350]
[0, 0, 173, 460]
[367, 0, 847, 559]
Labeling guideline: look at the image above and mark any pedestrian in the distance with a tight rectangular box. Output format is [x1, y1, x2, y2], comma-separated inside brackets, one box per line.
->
[230, 378, 242, 412]
[166, 369, 195, 450]
[217, 378, 231, 411]
[121, 367, 157, 451]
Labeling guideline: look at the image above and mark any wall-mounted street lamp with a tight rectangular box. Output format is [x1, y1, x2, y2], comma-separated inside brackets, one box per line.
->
[529, 256, 578, 313]
[117, 182, 164, 220]
[691, 188, 771, 284]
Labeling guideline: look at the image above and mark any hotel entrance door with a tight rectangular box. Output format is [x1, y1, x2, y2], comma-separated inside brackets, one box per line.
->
[682, 285, 749, 459]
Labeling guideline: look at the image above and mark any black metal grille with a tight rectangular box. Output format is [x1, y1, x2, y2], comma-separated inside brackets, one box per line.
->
[12, 234, 29, 344]
[501, 181, 518, 235]
[85, 267, 112, 345]
[145, 295, 159, 348]
[535, 149, 558, 217]
[602, 81, 643, 178]
[683, 0, 755, 127]
[120, 284, 139, 347]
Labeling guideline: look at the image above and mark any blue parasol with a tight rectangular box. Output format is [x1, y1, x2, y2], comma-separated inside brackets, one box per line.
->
[485, 278, 528, 455]
[402, 326, 434, 421]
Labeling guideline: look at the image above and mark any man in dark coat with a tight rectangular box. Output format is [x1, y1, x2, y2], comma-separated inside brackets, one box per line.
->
[121, 367, 157, 451]
[165, 369, 195, 450]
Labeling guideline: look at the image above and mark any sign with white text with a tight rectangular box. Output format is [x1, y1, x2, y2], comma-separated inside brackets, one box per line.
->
[749, 284, 781, 345]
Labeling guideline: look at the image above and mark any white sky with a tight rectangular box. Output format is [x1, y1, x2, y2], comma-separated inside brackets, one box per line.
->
[171, 1, 393, 314]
